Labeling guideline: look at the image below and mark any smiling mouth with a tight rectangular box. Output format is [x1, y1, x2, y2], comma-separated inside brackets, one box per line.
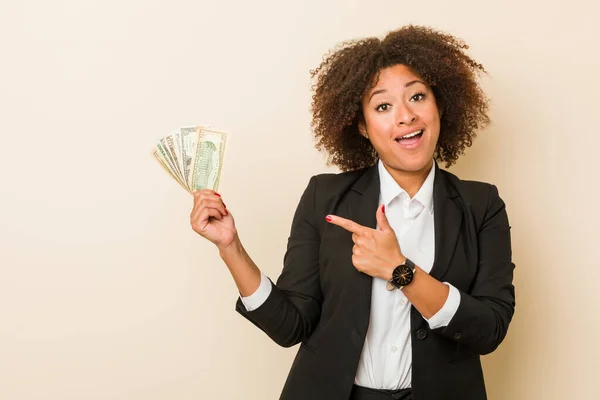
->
[395, 129, 423, 142]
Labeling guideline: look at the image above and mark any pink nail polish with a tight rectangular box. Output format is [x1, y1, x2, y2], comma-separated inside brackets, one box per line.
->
[325, 216, 332, 222]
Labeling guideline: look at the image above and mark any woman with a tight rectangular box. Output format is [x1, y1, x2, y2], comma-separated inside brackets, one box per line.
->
[190, 25, 515, 400]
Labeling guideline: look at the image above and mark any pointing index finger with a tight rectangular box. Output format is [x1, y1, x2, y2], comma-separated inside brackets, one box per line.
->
[326, 215, 366, 234]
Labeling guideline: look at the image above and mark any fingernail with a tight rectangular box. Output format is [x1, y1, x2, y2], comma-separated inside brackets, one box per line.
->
[225, 210, 229, 216]
[325, 215, 332, 222]
[215, 193, 221, 197]
[223, 203, 227, 208]
[382, 205, 385, 214]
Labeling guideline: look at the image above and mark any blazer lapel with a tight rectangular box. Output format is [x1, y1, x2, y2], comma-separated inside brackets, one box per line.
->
[349, 165, 380, 231]
[429, 163, 463, 280]
[347, 165, 380, 317]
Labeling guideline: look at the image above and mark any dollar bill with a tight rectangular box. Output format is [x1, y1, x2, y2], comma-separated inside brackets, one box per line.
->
[179, 127, 198, 191]
[190, 127, 227, 192]
[155, 142, 182, 184]
[170, 129, 184, 183]
[152, 149, 190, 192]
[152, 126, 227, 194]
[162, 136, 183, 180]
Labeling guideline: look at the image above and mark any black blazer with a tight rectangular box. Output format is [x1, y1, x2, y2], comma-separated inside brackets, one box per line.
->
[236, 162, 516, 400]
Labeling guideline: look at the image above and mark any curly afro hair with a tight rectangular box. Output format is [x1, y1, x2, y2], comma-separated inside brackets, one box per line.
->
[310, 25, 490, 171]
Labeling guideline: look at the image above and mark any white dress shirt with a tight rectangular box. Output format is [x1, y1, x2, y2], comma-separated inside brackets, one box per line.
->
[240, 160, 461, 390]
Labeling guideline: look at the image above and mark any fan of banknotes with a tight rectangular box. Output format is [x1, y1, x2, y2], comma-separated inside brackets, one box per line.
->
[152, 126, 227, 194]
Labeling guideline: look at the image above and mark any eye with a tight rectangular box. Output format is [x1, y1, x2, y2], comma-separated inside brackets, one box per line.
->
[411, 92, 426, 102]
[375, 103, 391, 112]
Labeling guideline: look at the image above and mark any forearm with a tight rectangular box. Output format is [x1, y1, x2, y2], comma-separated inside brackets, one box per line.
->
[393, 263, 512, 353]
[401, 266, 450, 319]
[380, 252, 450, 319]
[228, 234, 320, 346]
[436, 288, 514, 354]
[219, 234, 262, 297]
[384, 259, 513, 354]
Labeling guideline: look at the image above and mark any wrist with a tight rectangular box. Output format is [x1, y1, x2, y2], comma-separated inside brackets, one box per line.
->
[218, 234, 243, 258]
[383, 253, 407, 281]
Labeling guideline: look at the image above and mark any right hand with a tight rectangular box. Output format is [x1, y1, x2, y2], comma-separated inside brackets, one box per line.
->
[190, 190, 237, 250]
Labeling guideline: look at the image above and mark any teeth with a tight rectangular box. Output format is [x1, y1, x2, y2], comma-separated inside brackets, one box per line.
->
[399, 130, 423, 140]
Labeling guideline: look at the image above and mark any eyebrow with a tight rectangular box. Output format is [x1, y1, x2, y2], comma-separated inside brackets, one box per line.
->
[368, 80, 427, 101]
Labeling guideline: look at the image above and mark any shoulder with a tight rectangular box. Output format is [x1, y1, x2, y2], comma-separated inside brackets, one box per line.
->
[440, 168, 497, 199]
[305, 166, 373, 204]
[310, 167, 370, 190]
[439, 168, 507, 225]
[295, 167, 372, 217]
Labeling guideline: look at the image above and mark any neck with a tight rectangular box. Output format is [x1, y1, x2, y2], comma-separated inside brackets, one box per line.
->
[383, 159, 434, 198]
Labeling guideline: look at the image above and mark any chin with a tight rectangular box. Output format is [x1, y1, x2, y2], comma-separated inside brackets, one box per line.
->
[387, 155, 434, 173]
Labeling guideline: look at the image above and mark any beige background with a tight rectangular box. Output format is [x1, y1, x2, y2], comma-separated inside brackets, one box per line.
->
[1, 0, 598, 399]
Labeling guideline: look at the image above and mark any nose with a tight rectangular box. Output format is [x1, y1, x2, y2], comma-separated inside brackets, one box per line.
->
[396, 103, 417, 125]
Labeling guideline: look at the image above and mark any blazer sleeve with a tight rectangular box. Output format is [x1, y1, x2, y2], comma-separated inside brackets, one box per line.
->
[234, 175, 323, 348]
[433, 184, 516, 355]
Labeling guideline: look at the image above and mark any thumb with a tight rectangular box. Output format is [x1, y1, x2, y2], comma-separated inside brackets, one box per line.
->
[376, 204, 393, 233]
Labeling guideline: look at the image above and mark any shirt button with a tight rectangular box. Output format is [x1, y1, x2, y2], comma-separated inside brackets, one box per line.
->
[391, 345, 398, 352]
[453, 332, 462, 340]
[416, 329, 427, 340]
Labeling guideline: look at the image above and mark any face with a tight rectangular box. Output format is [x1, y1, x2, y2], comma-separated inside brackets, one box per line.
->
[360, 64, 440, 174]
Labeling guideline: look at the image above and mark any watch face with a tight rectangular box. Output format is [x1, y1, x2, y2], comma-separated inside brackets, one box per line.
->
[393, 264, 414, 286]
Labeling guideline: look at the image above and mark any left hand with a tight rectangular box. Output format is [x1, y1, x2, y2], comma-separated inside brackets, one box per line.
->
[326, 205, 406, 280]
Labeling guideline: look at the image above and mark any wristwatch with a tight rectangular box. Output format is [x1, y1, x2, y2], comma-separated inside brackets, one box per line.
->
[386, 258, 416, 290]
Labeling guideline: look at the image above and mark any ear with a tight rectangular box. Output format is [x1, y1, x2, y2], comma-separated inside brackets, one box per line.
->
[358, 120, 369, 139]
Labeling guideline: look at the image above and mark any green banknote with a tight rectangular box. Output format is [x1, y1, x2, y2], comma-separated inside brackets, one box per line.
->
[152, 126, 227, 193]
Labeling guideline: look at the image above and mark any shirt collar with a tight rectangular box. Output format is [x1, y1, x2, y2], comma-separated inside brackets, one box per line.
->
[377, 159, 436, 214]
